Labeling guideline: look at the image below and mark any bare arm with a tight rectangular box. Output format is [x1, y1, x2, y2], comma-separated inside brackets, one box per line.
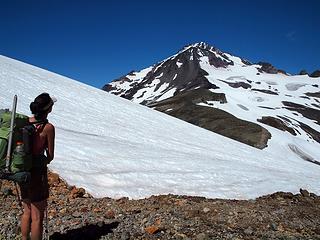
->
[45, 123, 55, 163]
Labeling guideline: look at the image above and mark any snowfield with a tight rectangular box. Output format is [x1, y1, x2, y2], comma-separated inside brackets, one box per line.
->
[0, 55, 319, 199]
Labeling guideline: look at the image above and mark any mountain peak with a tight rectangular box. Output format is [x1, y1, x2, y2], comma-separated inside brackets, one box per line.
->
[182, 42, 216, 52]
[191, 41, 212, 49]
[104, 42, 320, 153]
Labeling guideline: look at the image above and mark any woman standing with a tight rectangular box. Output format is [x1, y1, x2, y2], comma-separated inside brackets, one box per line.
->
[20, 93, 56, 240]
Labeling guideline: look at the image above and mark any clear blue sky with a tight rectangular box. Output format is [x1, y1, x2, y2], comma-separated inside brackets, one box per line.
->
[1, 0, 319, 88]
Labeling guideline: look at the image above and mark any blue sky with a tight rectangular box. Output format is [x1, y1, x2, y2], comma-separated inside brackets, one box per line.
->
[0, 0, 319, 88]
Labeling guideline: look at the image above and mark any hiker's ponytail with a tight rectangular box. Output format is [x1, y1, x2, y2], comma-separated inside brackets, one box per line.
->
[30, 101, 44, 120]
[30, 101, 40, 114]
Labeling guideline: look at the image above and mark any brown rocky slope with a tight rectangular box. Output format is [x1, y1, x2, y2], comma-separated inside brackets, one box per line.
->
[0, 171, 319, 240]
[150, 89, 271, 149]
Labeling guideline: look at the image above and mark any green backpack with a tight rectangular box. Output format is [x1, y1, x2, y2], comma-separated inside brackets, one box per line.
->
[0, 109, 33, 175]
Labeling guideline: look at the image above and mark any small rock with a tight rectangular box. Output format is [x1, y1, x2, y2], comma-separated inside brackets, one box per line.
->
[300, 189, 310, 197]
[55, 219, 62, 226]
[59, 208, 67, 214]
[80, 207, 88, 213]
[72, 211, 81, 218]
[116, 197, 129, 203]
[70, 187, 86, 198]
[97, 221, 104, 228]
[105, 210, 115, 219]
[188, 209, 200, 217]
[145, 225, 160, 234]
[203, 207, 210, 213]
[175, 199, 186, 206]
[196, 233, 209, 240]
[244, 226, 253, 235]
[175, 233, 188, 239]
[70, 220, 81, 226]
[155, 219, 161, 225]
[93, 208, 101, 213]
[59, 225, 65, 233]
[2, 188, 14, 196]
[131, 208, 141, 214]
[310, 193, 317, 198]
[270, 223, 278, 231]
[121, 231, 130, 240]
[48, 172, 60, 185]
[83, 193, 91, 198]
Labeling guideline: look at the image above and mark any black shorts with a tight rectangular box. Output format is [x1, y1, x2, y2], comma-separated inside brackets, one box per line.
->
[19, 167, 49, 202]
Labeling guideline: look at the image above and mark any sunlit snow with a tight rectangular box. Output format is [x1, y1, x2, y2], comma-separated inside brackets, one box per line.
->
[1, 55, 319, 200]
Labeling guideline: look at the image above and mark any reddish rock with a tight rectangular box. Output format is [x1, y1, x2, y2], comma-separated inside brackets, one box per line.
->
[145, 225, 160, 234]
[70, 187, 86, 198]
[105, 210, 115, 219]
[93, 208, 101, 213]
[48, 172, 60, 186]
[80, 207, 88, 213]
[155, 219, 161, 225]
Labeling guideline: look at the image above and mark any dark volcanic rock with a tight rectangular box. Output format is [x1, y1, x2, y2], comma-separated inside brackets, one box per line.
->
[297, 121, 320, 143]
[257, 62, 286, 75]
[282, 101, 320, 125]
[241, 58, 252, 65]
[207, 50, 234, 68]
[103, 43, 234, 104]
[149, 88, 227, 107]
[310, 70, 320, 78]
[299, 70, 308, 75]
[151, 89, 271, 149]
[251, 89, 279, 95]
[305, 91, 320, 98]
[279, 101, 320, 143]
[102, 75, 131, 92]
[257, 116, 296, 136]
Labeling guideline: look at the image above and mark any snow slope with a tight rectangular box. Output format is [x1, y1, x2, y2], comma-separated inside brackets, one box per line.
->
[0, 55, 319, 199]
[197, 51, 320, 164]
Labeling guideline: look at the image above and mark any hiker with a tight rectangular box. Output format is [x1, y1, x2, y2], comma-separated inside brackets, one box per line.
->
[20, 93, 56, 240]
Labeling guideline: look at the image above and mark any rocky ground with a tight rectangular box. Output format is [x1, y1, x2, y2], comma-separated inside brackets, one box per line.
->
[0, 171, 319, 240]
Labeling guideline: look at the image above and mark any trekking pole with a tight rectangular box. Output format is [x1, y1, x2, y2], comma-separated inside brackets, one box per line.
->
[5, 95, 17, 171]
[13, 182, 22, 209]
[45, 206, 49, 240]
[43, 199, 49, 240]
[44, 167, 50, 240]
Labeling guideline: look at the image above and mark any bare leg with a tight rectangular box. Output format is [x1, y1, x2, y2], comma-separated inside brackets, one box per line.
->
[30, 200, 47, 240]
[21, 201, 31, 240]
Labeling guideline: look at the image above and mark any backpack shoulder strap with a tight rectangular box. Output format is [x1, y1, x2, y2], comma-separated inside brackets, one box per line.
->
[24, 119, 48, 133]
[29, 119, 48, 127]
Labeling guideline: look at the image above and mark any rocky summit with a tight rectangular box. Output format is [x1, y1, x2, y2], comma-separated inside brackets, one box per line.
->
[103, 42, 320, 155]
[0, 172, 319, 240]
